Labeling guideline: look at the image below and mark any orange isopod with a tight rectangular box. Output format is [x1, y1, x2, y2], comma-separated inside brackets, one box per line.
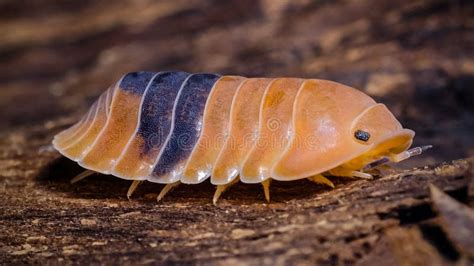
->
[53, 71, 430, 204]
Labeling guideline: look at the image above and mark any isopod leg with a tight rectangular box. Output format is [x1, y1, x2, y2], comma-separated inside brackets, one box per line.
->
[350, 171, 373, 179]
[261, 179, 271, 203]
[127, 180, 142, 200]
[307, 174, 335, 188]
[70, 170, 96, 184]
[157, 181, 180, 202]
[213, 178, 239, 205]
[329, 168, 373, 180]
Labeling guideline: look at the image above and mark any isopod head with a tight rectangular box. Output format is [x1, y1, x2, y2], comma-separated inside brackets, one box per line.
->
[271, 80, 416, 181]
[334, 103, 415, 174]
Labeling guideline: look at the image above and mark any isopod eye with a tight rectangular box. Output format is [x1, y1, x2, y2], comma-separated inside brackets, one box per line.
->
[354, 130, 370, 142]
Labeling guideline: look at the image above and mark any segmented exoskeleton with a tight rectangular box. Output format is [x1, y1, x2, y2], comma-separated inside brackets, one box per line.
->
[53, 71, 430, 203]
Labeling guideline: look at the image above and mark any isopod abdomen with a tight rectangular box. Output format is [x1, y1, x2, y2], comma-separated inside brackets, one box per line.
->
[53, 71, 430, 203]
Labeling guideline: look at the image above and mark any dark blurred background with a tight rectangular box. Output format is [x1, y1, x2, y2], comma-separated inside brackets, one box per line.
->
[0, 0, 473, 165]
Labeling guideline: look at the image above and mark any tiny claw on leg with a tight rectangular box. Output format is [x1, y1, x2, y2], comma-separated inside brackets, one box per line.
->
[213, 178, 238, 205]
[71, 170, 95, 184]
[261, 179, 271, 203]
[308, 174, 335, 188]
[127, 180, 142, 200]
[157, 181, 180, 202]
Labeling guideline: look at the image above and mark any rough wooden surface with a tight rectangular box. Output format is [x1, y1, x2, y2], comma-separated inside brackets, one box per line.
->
[1, 136, 473, 264]
[1, 0, 473, 264]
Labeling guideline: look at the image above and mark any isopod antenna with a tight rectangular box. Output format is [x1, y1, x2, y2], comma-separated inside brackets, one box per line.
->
[363, 145, 433, 171]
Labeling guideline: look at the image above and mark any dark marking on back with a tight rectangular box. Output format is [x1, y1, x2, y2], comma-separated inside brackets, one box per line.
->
[137, 71, 191, 156]
[119, 71, 156, 94]
[151, 73, 221, 180]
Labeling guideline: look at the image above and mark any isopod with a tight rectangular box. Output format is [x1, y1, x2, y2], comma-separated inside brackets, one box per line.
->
[53, 71, 431, 203]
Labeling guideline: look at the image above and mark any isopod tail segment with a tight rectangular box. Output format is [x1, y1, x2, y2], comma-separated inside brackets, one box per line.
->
[53, 71, 432, 204]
